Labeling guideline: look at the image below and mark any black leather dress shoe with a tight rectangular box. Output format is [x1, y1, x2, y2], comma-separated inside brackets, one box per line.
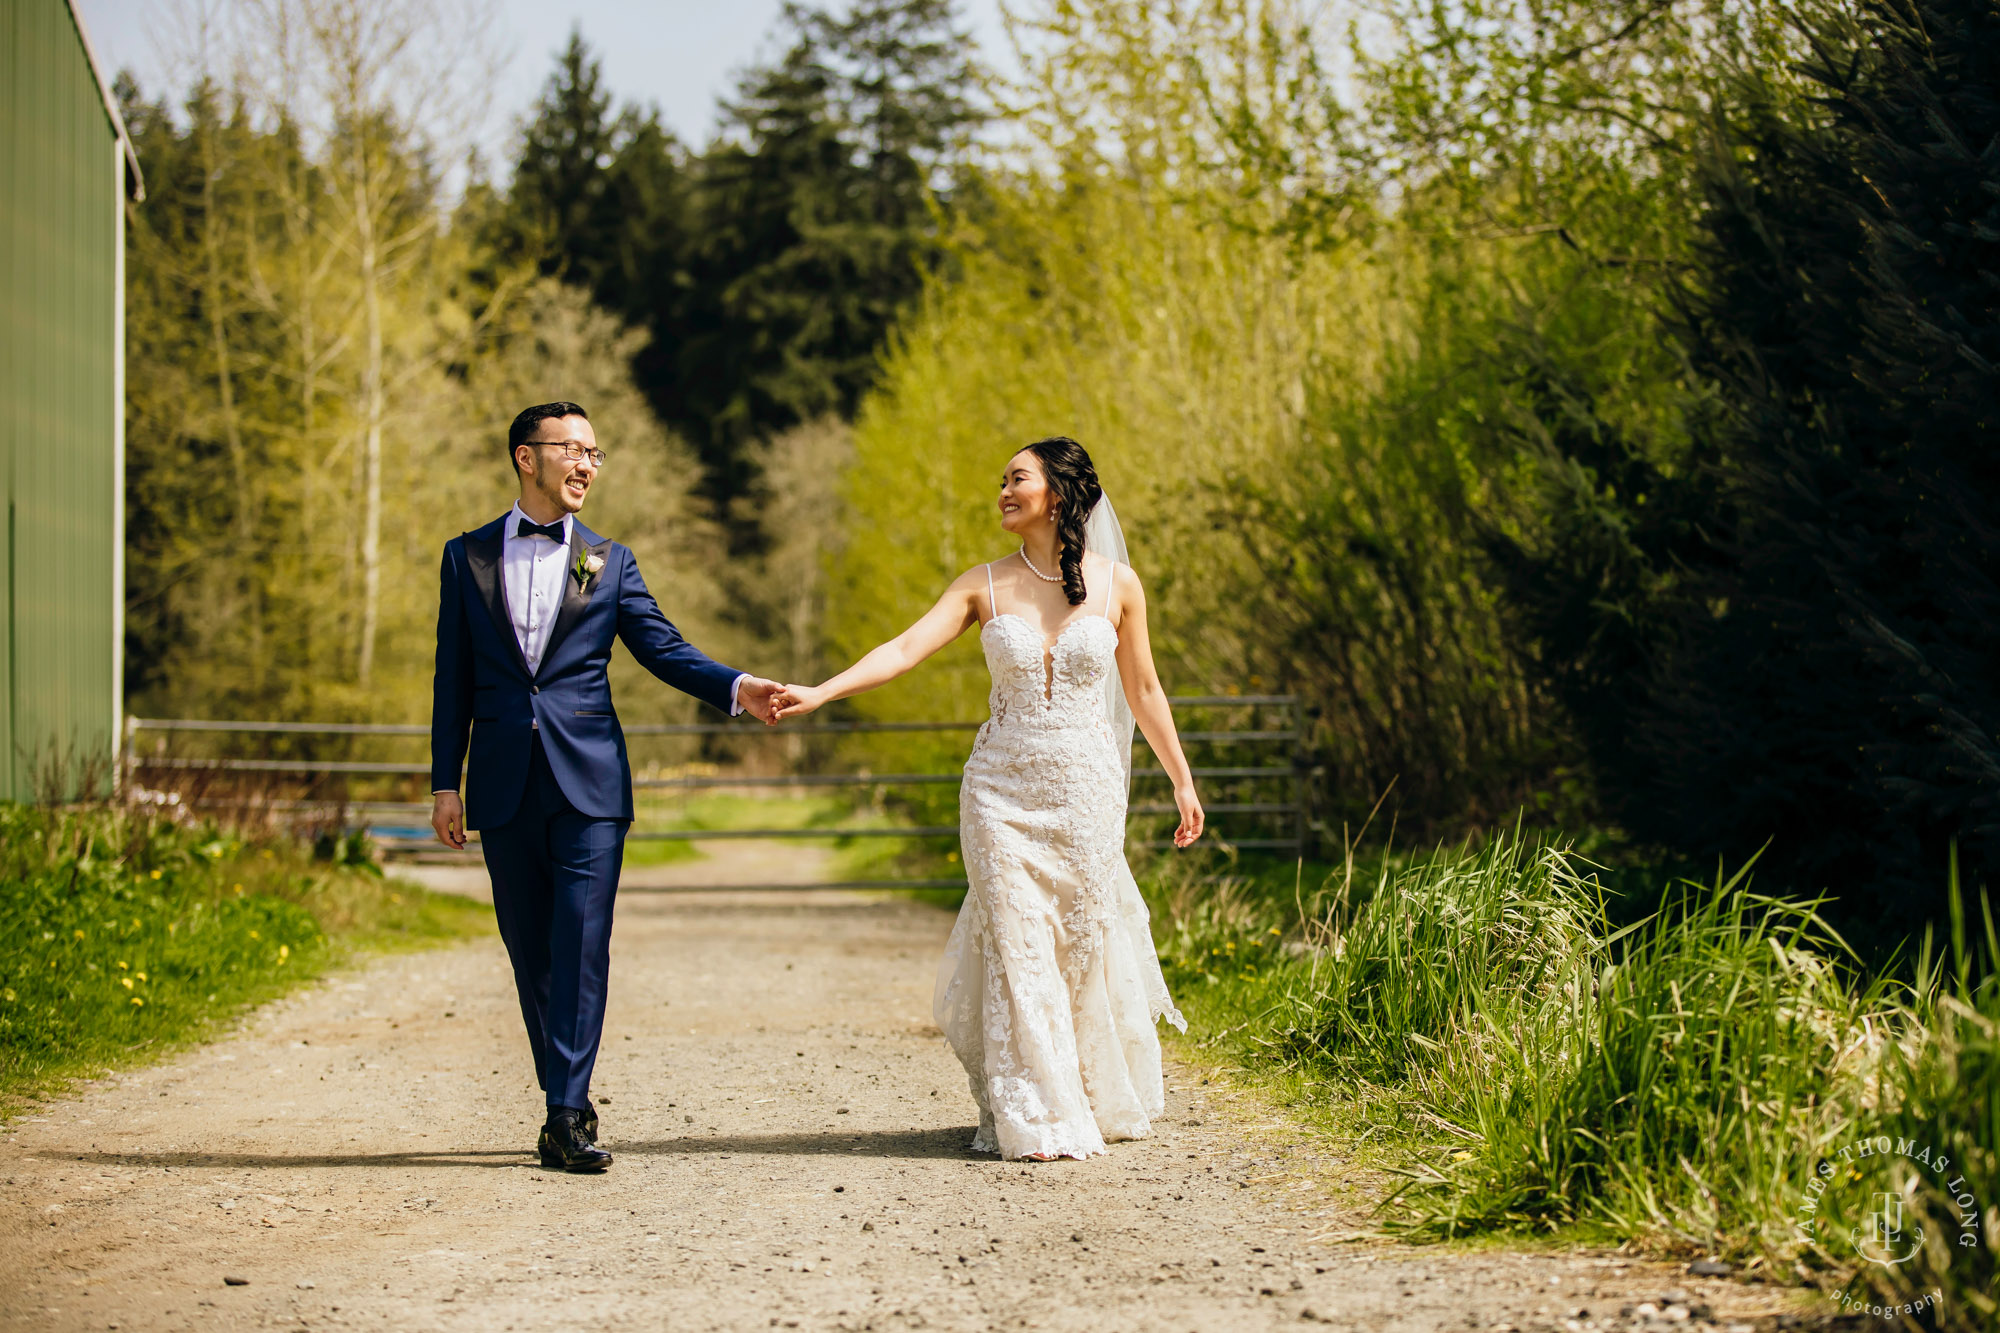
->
[538, 1109, 612, 1173]
[580, 1098, 598, 1144]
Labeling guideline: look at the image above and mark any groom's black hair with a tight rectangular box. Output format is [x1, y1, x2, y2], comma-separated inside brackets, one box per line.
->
[508, 401, 590, 474]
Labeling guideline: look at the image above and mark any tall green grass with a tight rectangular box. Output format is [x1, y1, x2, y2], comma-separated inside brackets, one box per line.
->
[1279, 837, 1602, 1086]
[1144, 835, 1997, 1330]
[1388, 874, 1888, 1251]
[0, 803, 485, 1107]
[1830, 862, 1999, 1328]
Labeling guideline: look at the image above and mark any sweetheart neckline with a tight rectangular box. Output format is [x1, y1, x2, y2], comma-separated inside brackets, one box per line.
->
[980, 611, 1116, 653]
[980, 612, 1118, 704]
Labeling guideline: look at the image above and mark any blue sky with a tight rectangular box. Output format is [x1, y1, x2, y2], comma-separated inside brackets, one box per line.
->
[75, 0, 1011, 167]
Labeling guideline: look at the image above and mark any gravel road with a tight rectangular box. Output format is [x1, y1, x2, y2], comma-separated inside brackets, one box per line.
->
[1, 870, 1838, 1332]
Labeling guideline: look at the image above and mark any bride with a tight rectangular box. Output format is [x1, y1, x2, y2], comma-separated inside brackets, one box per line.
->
[772, 437, 1199, 1161]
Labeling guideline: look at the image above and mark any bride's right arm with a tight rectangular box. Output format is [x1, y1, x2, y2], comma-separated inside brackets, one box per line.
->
[771, 569, 987, 720]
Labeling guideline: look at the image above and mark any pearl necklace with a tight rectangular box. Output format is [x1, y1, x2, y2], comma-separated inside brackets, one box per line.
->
[1018, 546, 1063, 582]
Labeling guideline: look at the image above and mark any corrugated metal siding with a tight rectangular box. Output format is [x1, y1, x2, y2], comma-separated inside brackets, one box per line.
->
[1, 0, 123, 799]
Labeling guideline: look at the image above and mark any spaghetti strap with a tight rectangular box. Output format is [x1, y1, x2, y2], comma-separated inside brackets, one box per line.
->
[1102, 562, 1117, 618]
[984, 562, 997, 620]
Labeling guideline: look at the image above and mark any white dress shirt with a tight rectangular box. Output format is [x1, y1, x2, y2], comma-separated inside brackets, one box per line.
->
[503, 503, 573, 675]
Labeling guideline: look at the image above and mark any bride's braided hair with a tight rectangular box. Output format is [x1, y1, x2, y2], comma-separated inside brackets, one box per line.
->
[1023, 436, 1103, 606]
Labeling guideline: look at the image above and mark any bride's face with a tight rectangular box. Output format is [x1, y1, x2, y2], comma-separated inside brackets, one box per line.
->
[998, 450, 1056, 535]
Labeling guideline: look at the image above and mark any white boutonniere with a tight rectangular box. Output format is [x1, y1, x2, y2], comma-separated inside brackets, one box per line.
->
[573, 549, 604, 589]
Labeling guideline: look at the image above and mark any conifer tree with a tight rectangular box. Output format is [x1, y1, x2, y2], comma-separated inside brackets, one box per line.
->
[1496, 0, 2000, 923]
[675, 0, 980, 510]
[504, 29, 619, 277]
[498, 28, 688, 321]
[498, 4, 980, 516]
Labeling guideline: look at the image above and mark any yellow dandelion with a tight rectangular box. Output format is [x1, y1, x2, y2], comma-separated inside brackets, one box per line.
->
[118, 961, 129, 970]
[131, 997, 144, 1007]
[249, 930, 261, 940]
[121, 977, 134, 989]
[73, 929, 86, 940]
[135, 972, 147, 981]
[149, 869, 162, 880]
[278, 945, 290, 960]
[233, 884, 244, 895]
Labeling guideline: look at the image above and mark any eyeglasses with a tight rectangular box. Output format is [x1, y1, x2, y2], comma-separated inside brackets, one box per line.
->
[532, 440, 607, 467]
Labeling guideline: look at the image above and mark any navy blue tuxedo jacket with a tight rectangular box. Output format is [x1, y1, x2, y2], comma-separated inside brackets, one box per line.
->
[430, 514, 740, 828]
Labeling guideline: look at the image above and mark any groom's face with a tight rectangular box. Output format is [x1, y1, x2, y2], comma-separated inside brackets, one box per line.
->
[516, 415, 599, 515]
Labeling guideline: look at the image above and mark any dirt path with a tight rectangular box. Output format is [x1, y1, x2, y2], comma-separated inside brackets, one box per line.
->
[2, 867, 1828, 1332]
[402, 832, 840, 896]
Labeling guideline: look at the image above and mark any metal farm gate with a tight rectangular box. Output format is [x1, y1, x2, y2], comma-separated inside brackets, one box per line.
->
[123, 696, 1307, 891]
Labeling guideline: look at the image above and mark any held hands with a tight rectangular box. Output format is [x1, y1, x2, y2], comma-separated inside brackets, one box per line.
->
[1172, 783, 1205, 849]
[737, 675, 826, 723]
[735, 675, 787, 725]
[770, 683, 829, 722]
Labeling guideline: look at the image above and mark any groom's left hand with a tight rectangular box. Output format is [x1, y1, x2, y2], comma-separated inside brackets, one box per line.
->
[736, 675, 786, 725]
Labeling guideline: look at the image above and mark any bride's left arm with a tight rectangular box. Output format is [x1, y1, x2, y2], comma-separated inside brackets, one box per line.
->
[1114, 569, 1205, 847]
[771, 569, 985, 720]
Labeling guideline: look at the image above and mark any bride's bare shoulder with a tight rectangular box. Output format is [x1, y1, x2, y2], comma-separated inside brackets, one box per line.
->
[949, 560, 999, 589]
[1087, 551, 1137, 584]
[943, 561, 1002, 605]
[1103, 559, 1146, 619]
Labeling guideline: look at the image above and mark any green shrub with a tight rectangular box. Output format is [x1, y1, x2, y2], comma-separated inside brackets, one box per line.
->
[1144, 831, 1997, 1326]
[0, 803, 483, 1106]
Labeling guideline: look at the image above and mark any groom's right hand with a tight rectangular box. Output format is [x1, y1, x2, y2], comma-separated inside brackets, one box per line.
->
[431, 791, 467, 850]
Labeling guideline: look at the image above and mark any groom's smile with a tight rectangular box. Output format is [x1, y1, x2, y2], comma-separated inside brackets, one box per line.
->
[517, 414, 602, 518]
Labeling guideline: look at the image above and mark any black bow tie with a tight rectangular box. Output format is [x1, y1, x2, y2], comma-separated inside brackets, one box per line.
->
[516, 516, 566, 543]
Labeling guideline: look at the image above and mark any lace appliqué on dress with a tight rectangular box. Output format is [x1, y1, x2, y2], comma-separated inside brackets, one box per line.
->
[931, 606, 1186, 1162]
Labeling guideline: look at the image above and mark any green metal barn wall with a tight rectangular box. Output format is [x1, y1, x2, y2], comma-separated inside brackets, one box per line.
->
[0, 0, 124, 799]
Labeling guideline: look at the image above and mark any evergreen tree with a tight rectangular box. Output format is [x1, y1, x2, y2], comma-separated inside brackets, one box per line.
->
[502, 29, 616, 276]
[495, 28, 689, 323]
[1494, 0, 2000, 924]
[675, 0, 980, 510]
[499, 4, 981, 517]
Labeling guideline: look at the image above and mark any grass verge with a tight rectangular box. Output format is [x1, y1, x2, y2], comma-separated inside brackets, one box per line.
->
[0, 802, 487, 1112]
[1139, 835, 1998, 1331]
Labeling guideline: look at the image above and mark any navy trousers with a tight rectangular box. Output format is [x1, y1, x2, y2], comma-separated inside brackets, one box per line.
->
[479, 734, 628, 1110]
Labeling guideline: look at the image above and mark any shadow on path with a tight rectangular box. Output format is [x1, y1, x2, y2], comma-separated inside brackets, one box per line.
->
[46, 1148, 528, 1170]
[44, 1127, 983, 1172]
[614, 1127, 978, 1160]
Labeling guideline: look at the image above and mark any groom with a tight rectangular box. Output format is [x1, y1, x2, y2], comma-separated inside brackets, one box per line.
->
[430, 401, 781, 1172]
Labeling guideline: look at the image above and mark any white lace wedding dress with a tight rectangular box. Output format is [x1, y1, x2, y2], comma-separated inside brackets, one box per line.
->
[932, 562, 1186, 1161]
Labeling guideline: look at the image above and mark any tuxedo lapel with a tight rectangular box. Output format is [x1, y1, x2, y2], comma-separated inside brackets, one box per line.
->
[464, 522, 532, 680]
[539, 522, 610, 677]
